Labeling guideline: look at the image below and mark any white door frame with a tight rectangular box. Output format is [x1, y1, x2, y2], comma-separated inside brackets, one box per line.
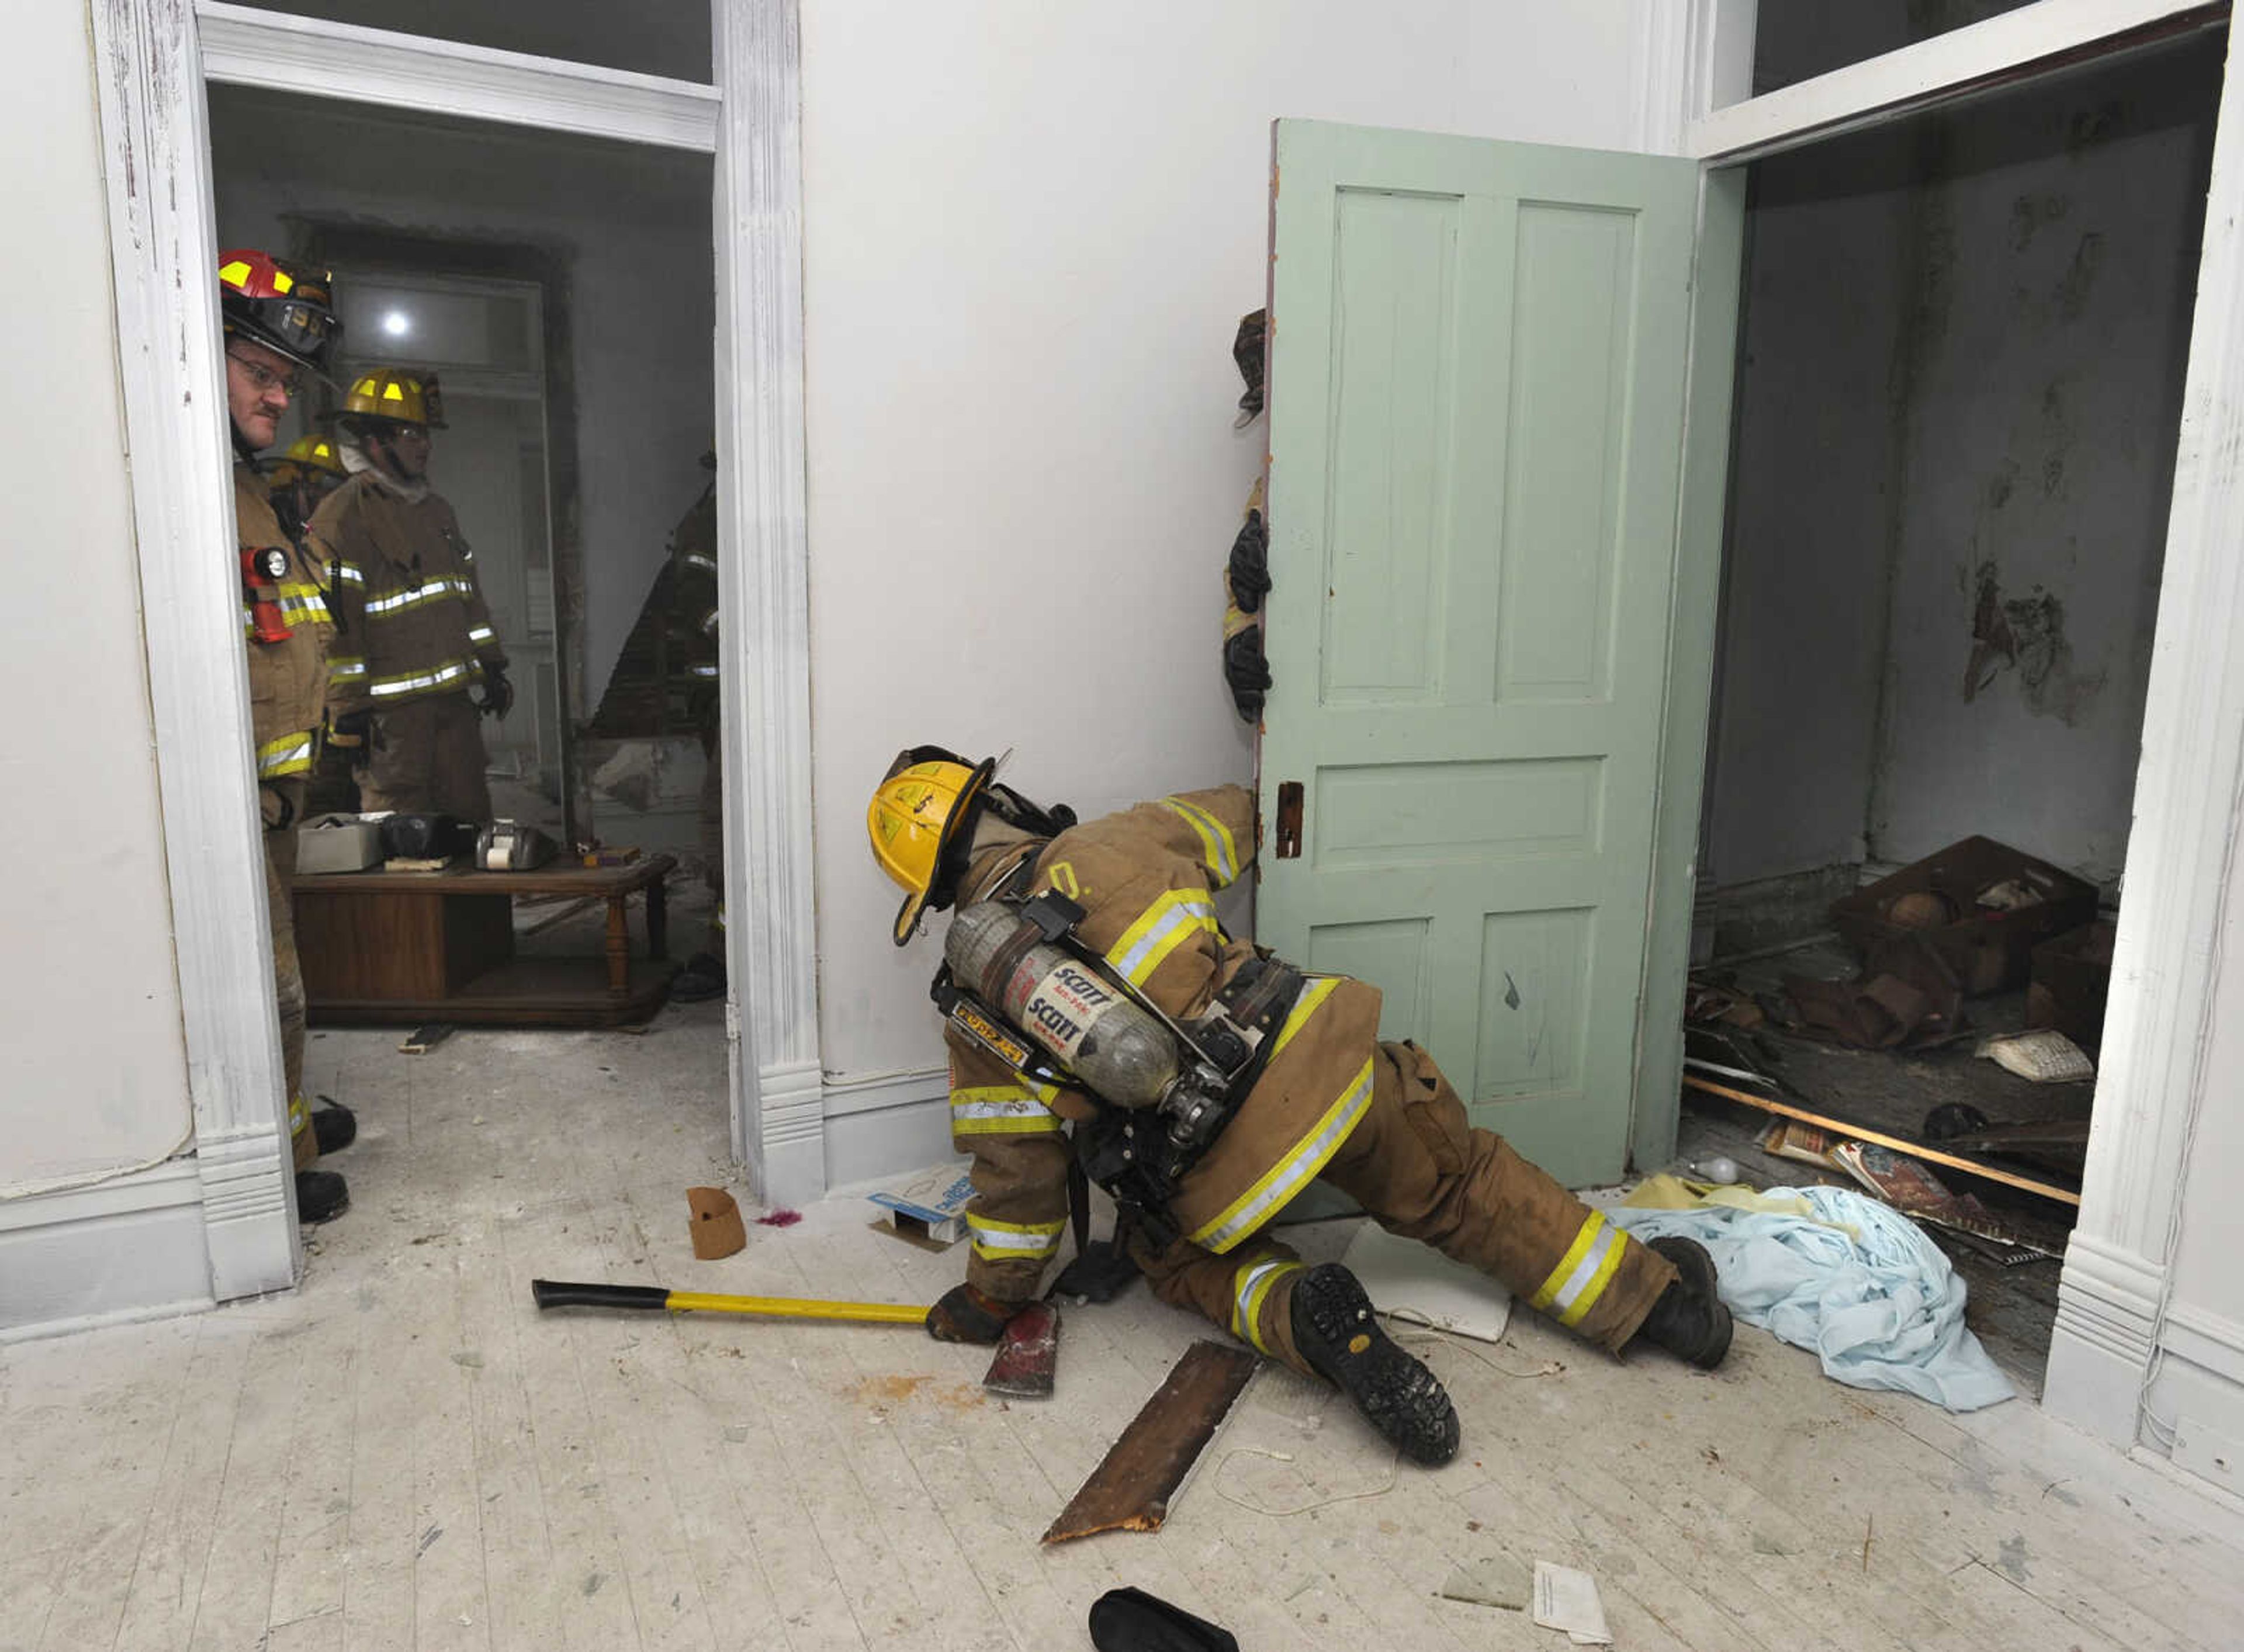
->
[1652, 0, 2244, 1455]
[87, 0, 820, 1303]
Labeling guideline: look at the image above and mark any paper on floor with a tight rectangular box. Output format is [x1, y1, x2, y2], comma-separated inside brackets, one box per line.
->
[1340, 1221, 1511, 1343]
[1435, 1554, 1530, 1611]
[1532, 1561, 1612, 1645]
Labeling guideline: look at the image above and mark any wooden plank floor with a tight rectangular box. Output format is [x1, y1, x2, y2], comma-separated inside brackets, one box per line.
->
[4, 1010, 2239, 1651]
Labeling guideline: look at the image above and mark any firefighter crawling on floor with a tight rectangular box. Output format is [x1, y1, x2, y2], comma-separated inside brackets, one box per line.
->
[868, 748, 1734, 1466]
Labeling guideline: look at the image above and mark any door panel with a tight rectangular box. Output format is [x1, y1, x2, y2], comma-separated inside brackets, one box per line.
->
[1259, 120, 1706, 1187]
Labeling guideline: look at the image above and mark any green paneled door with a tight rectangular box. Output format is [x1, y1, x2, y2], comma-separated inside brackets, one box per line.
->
[1258, 120, 1716, 1187]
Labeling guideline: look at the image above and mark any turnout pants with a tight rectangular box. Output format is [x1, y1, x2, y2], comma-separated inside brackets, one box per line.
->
[262, 783, 317, 1174]
[361, 691, 493, 822]
[1130, 1040, 1676, 1379]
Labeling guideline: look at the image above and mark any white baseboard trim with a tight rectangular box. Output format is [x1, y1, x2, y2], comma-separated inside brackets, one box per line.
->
[754, 1058, 827, 1210]
[2162, 1302, 2244, 1391]
[822, 1065, 947, 1117]
[2046, 1232, 2166, 1445]
[0, 1159, 215, 1337]
[822, 1066, 953, 1194]
[195, 1123, 299, 1301]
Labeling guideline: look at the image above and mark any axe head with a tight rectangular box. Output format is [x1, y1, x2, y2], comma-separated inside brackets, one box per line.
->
[982, 1300, 1059, 1398]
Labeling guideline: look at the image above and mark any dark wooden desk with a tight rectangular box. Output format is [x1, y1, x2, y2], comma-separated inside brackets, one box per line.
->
[293, 856, 676, 1027]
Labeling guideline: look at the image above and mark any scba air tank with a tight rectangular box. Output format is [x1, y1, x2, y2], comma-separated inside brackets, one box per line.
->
[945, 901, 1178, 1106]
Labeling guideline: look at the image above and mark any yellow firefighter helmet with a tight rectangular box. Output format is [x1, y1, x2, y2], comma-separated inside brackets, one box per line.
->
[270, 432, 346, 482]
[867, 746, 998, 946]
[342, 367, 446, 430]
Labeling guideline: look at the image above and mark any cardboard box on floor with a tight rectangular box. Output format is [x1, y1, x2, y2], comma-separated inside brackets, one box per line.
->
[1831, 835, 2096, 995]
[870, 1165, 975, 1245]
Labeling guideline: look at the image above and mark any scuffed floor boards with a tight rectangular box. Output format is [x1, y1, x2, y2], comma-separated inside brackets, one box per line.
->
[1, 1019, 2239, 1649]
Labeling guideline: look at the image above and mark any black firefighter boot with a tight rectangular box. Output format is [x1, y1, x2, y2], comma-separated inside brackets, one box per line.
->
[1289, 1263, 1459, 1466]
[1632, 1236, 1733, 1369]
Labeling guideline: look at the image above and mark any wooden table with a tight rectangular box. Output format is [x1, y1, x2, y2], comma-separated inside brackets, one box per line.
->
[293, 856, 676, 1027]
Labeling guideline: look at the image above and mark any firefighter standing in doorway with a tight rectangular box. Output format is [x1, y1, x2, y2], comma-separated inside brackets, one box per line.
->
[219, 250, 356, 1222]
[665, 462, 730, 1003]
[266, 430, 348, 544]
[868, 751, 1732, 1464]
[309, 369, 511, 820]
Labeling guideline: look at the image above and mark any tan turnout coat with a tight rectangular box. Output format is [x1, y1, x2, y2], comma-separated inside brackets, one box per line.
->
[943, 784, 1380, 1299]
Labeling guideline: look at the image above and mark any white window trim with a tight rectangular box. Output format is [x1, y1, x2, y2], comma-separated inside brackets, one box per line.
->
[196, 1, 719, 152]
[88, 0, 819, 1305]
[1689, 0, 2225, 164]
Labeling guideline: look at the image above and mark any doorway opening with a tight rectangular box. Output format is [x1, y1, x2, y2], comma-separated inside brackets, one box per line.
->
[1682, 23, 2227, 1395]
[207, 78, 729, 1166]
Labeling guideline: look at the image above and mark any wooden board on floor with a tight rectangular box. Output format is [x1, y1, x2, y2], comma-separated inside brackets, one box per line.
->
[1042, 1339, 1259, 1544]
[1682, 1075, 2081, 1205]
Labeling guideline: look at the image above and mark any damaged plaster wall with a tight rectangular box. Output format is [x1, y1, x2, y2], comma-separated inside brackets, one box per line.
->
[1868, 39, 2218, 885]
[1706, 10, 2217, 917]
[207, 88, 716, 725]
[1, 0, 194, 1193]
[802, 0, 1658, 1083]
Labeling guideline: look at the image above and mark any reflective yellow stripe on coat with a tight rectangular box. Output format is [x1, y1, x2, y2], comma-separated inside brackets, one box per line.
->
[967, 1211, 1065, 1265]
[1189, 1055, 1373, 1252]
[1104, 887, 1218, 988]
[1186, 978, 1355, 1252]
[1528, 1210, 1628, 1328]
[257, 729, 316, 778]
[363, 576, 475, 619]
[950, 1082, 1063, 1137]
[367, 656, 479, 701]
[1158, 794, 1240, 887]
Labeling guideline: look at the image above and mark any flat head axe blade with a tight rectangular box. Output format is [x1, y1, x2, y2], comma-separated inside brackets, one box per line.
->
[984, 1300, 1059, 1398]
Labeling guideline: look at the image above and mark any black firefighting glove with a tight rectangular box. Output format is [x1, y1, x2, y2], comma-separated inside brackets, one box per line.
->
[1223, 625, 1271, 723]
[477, 666, 514, 719]
[330, 709, 375, 770]
[1226, 508, 1270, 614]
[926, 1282, 1017, 1345]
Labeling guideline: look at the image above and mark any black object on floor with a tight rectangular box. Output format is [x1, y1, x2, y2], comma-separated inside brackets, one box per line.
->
[1052, 1239, 1140, 1303]
[311, 1098, 357, 1155]
[1089, 1586, 1240, 1652]
[669, 951, 728, 1003]
[296, 1169, 349, 1223]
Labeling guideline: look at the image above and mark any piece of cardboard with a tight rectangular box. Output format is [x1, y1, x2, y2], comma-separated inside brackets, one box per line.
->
[295, 813, 383, 873]
[1341, 1221, 1512, 1343]
[869, 1165, 976, 1247]
[687, 1186, 747, 1259]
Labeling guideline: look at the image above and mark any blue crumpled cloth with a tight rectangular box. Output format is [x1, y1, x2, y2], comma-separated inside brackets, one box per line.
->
[1606, 1184, 2016, 1412]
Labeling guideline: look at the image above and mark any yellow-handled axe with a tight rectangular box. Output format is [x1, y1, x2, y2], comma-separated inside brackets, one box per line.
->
[531, 1278, 927, 1322]
[528, 1279, 1060, 1398]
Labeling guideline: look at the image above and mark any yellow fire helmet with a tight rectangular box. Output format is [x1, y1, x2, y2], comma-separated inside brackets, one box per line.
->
[274, 432, 347, 477]
[868, 745, 998, 946]
[342, 367, 446, 430]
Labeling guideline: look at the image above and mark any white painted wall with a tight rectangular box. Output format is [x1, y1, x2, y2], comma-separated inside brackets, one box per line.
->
[800, 0, 1657, 1084]
[0, 1, 194, 1195]
[205, 88, 716, 718]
